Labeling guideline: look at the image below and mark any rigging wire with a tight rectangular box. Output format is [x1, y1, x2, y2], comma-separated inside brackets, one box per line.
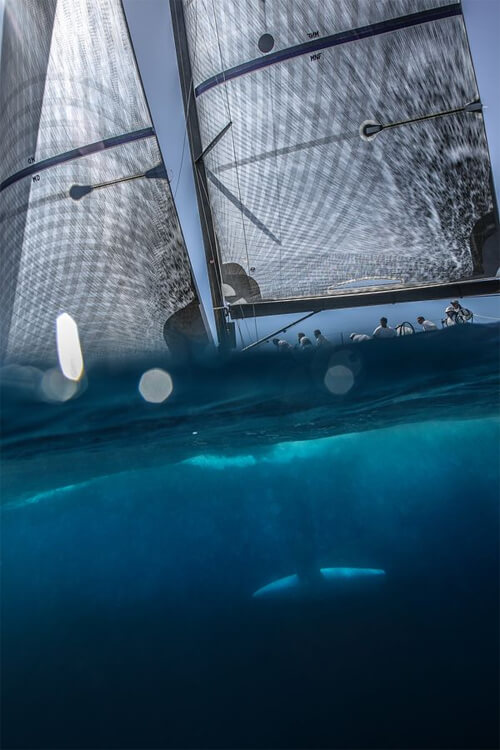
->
[172, 3, 199, 201]
[196, 157, 253, 345]
[172, 1, 232, 345]
[459, 294, 500, 323]
[235, 318, 246, 348]
[473, 312, 500, 321]
[210, 0, 259, 346]
[175, 0, 253, 348]
[196, 170, 254, 348]
[173, 121, 188, 201]
[265, 0, 284, 299]
[241, 310, 320, 351]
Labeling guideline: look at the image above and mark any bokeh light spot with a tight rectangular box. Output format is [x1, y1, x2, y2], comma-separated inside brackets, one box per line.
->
[139, 369, 173, 403]
[40, 368, 79, 402]
[324, 365, 355, 395]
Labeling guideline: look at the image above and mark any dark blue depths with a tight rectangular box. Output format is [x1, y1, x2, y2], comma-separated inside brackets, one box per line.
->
[1, 326, 499, 749]
[1, 417, 499, 749]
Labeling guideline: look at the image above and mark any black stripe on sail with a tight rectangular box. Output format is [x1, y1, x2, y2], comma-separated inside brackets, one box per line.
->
[0, 127, 155, 193]
[195, 3, 462, 97]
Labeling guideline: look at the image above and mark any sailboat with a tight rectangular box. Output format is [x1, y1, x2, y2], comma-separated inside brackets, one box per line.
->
[169, 0, 499, 349]
[1, 0, 498, 361]
[168, 0, 499, 596]
[0, 1, 498, 589]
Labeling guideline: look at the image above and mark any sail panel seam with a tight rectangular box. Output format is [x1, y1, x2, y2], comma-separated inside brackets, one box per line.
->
[195, 3, 462, 97]
[0, 127, 155, 193]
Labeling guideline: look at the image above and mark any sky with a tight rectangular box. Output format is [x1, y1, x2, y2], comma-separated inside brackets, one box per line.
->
[0, 0, 498, 346]
[122, 0, 500, 346]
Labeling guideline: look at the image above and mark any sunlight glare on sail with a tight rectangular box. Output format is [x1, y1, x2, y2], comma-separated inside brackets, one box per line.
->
[56, 313, 84, 381]
[138, 369, 173, 403]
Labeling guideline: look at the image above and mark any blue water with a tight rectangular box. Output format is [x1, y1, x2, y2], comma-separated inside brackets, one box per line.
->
[1, 325, 499, 748]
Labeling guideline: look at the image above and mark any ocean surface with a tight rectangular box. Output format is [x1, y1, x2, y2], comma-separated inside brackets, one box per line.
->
[1, 324, 499, 749]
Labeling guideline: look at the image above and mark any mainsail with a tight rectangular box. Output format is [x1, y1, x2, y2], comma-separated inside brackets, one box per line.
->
[0, 0, 208, 365]
[171, 0, 499, 328]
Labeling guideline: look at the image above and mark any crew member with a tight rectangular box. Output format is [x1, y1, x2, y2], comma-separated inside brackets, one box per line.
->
[443, 310, 456, 327]
[272, 338, 291, 352]
[313, 329, 330, 348]
[416, 316, 437, 331]
[297, 332, 313, 348]
[372, 317, 396, 338]
[350, 333, 372, 342]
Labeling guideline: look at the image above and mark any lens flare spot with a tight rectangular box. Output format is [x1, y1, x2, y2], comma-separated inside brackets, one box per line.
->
[324, 365, 355, 395]
[139, 369, 173, 403]
[56, 313, 84, 381]
[40, 368, 79, 402]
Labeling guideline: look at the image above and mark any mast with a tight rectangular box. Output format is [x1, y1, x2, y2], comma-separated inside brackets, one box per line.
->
[169, 0, 230, 349]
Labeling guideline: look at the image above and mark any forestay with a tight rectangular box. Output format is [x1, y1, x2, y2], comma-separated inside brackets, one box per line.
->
[0, 0, 207, 365]
[180, 0, 498, 312]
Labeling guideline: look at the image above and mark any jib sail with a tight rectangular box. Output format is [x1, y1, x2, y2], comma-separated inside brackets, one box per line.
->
[0, 0, 208, 364]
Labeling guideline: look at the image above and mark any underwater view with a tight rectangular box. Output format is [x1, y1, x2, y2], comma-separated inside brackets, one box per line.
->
[1, 325, 499, 749]
[2, 0, 500, 746]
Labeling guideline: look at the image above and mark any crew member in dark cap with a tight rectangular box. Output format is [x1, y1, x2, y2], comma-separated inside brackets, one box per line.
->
[313, 329, 330, 348]
[417, 316, 437, 331]
[296, 332, 313, 348]
[372, 317, 396, 338]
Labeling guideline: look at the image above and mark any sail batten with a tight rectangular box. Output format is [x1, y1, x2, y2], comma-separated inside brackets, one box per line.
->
[177, 0, 498, 313]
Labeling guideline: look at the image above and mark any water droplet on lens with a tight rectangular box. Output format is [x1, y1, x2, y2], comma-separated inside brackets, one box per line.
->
[139, 369, 173, 403]
[324, 365, 355, 395]
[40, 368, 79, 402]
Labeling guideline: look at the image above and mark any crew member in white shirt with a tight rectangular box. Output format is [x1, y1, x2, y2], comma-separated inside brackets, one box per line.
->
[372, 317, 397, 338]
[416, 316, 437, 331]
[272, 338, 291, 352]
[313, 329, 330, 348]
[443, 310, 456, 327]
[296, 332, 313, 348]
[350, 333, 372, 342]
[447, 300, 472, 323]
